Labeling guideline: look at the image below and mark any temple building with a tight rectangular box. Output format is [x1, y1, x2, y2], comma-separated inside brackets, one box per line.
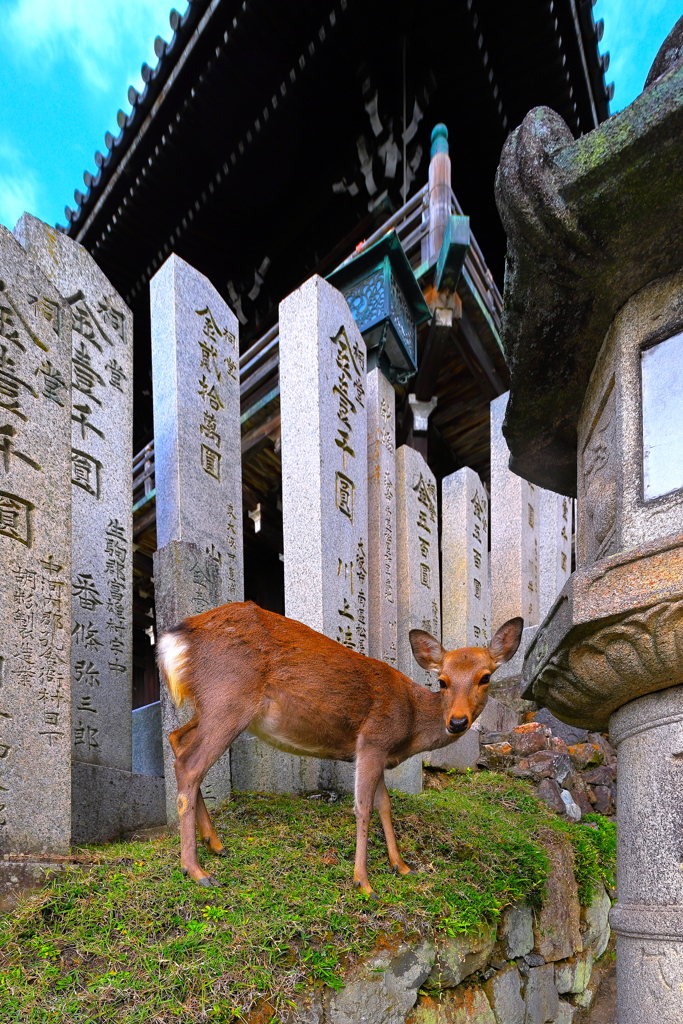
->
[59, 0, 612, 707]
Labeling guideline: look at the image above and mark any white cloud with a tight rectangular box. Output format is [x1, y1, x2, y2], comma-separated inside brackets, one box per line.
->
[0, 143, 40, 230]
[6, 0, 174, 92]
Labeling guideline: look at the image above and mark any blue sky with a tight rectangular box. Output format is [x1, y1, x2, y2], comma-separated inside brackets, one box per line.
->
[0, 0, 680, 231]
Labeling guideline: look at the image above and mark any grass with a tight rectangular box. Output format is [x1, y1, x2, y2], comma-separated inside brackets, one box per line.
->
[0, 772, 615, 1023]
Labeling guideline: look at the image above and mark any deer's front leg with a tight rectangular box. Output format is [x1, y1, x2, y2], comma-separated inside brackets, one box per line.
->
[353, 747, 386, 897]
[374, 774, 415, 877]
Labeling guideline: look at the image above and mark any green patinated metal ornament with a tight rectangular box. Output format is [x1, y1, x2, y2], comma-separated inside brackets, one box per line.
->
[327, 231, 430, 382]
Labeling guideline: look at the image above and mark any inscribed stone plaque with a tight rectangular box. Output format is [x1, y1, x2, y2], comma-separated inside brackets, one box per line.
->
[15, 214, 134, 774]
[367, 368, 398, 666]
[151, 254, 242, 821]
[441, 466, 491, 650]
[280, 275, 368, 793]
[0, 226, 72, 853]
[641, 330, 683, 500]
[490, 392, 539, 630]
[538, 490, 573, 622]
[396, 444, 441, 689]
[367, 370, 421, 793]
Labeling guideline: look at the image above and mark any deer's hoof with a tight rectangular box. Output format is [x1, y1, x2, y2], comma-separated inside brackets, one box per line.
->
[197, 875, 221, 888]
[181, 867, 189, 877]
[213, 847, 228, 857]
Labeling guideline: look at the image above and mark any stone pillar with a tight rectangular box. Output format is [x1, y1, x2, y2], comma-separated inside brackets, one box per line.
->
[395, 445, 447, 778]
[610, 686, 683, 1024]
[14, 214, 139, 840]
[441, 467, 491, 650]
[279, 274, 368, 794]
[367, 367, 398, 667]
[0, 227, 72, 853]
[538, 490, 573, 622]
[490, 392, 540, 629]
[366, 369, 421, 793]
[151, 254, 242, 822]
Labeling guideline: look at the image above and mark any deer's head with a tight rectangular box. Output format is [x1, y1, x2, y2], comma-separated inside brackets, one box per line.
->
[409, 617, 524, 735]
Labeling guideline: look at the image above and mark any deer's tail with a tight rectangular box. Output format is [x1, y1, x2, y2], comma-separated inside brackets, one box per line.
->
[157, 624, 193, 708]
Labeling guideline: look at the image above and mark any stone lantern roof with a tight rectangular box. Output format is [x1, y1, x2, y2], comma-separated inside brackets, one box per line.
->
[495, 18, 683, 497]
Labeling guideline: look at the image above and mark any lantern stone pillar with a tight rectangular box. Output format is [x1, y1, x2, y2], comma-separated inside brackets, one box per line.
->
[496, 24, 683, 1023]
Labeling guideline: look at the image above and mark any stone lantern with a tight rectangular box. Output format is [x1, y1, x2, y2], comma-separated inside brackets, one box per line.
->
[327, 231, 430, 382]
[494, 19, 683, 1024]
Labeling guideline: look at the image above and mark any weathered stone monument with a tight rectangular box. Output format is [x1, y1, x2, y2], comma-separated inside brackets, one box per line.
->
[15, 214, 161, 842]
[366, 369, 422, 792]
[279, 274, 368, 794]
[539, 489, 573, 621]
[441, 466, 491, 651]
[151, 253, 242, 821]
[0, 226, 72, 853]
[496, 22, 683, 1022]
[490, 392, 539, 631]
[394, 445, 447, 778]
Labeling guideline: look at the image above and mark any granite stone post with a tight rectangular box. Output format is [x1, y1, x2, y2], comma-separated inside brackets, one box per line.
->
[279, 274, 368, 794]
[367, 369, 421, 793]
[610, 686, 683, 1024]
[14, 214, 140, 839]
[0, 226, 72, 853]
[539, 490, 573, 621]
[395, 446, 452, 774]
[151, 254, 242, 822]
[490, 392, 540, 629]
[441, 466, 491, 650]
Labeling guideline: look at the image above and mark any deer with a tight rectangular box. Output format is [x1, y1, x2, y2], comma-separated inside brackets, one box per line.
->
[157, 601, 523, 896]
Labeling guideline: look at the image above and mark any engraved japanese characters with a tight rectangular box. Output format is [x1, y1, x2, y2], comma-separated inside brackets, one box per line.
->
[0, 226, 72, 853]
[15, 214, 134, 777]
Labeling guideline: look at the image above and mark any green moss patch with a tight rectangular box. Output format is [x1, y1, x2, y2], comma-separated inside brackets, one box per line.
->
[0, 772, 615, 1022]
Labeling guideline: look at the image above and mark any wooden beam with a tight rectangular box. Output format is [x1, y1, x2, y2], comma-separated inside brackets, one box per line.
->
[241, 413, 281, 459]
[456, 310, 507, 398]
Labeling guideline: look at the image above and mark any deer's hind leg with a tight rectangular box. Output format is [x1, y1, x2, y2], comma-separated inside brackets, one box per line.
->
[169, 717, 223, 853]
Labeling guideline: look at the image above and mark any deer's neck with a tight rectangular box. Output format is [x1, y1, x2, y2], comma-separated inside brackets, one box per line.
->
[408, 684, 456, 755]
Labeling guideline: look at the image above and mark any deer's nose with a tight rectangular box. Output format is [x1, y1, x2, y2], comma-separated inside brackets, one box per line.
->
[448, 716, 469, 735]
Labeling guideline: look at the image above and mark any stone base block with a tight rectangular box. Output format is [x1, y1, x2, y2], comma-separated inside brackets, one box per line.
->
[132, 701, 164, 777]
[230, 736, 424, 798]
[423, 728, 479, 770]
[0, 859, 66, 913]
[71, 763, 166, 844]
[475, 695, 521, 734]
[385, 754, 423, 795]
[230, 734, 323, 795]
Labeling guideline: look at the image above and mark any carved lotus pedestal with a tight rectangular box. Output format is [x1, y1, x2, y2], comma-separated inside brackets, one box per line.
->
[495, 19, 683, 1024]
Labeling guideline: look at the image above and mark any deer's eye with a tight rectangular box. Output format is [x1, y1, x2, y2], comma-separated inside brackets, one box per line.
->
[479, 674, 491, 686]
[438, 678, 448, 690]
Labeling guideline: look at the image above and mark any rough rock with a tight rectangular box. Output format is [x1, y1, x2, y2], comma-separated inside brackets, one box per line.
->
[483, 965, 525, 1024]
[523, 964, 559, 1024]
[585, 733, 617, 765]
[426, 926, 496, 989]
[510, 724, 551, 756]
[526, 752, 572, 783]
[581, 765, 616, 787]
[533, 840, 582, 962]
[537, 779, 565, 814]
[532, 710, 587, 747]
[567, 744, 603, 771]
[590, 786, 614, 816]
[559, 791, 581, 823]
[554, 951, 593, 994]
[408, 983, 495, 1023]
[581, 884, 611, 958]
[328, 941, 435, 1024]
[500, 903, 534, 959]
[570, 980, 598, 1010]
[552, 1001, 577, 1024]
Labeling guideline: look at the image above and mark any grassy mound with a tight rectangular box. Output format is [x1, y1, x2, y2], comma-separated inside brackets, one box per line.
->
[0, 772, 615, 1023]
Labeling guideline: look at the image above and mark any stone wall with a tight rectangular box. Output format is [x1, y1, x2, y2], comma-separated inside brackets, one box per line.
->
[284, 839, 612, 1023]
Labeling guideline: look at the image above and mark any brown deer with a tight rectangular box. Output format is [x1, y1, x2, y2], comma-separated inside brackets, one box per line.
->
[157, 602, 523, 895]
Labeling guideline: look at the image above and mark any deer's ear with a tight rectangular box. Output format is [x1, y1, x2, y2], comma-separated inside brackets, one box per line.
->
[488, 617, 524, 666]
[409, 630, 446, 672]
